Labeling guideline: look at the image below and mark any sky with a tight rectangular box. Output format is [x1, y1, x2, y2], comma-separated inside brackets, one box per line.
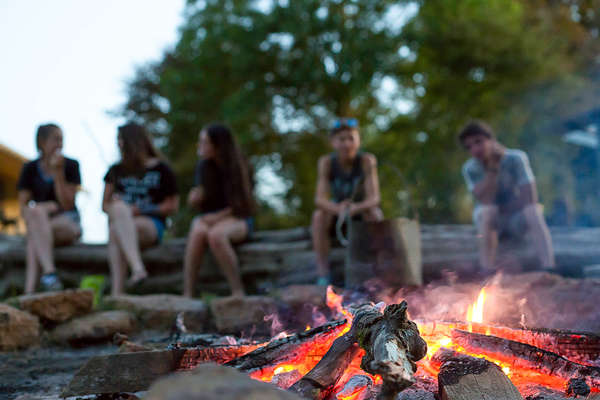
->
[0, 0, 186, 243]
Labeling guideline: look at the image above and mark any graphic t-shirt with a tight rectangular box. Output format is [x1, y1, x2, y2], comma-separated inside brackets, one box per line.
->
[194, 159, 229, 213]
[462, 149, 535, 213]
[17, 157, 81, 212]
[104, 161, 178, 223]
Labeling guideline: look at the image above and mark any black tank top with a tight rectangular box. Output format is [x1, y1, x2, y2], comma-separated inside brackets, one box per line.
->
[328, 152, 365, 203]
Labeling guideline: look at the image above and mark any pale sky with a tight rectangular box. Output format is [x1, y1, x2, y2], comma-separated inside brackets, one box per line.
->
[0, 0, 185, 243]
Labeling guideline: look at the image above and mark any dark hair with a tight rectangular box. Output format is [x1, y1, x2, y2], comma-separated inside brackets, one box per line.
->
[458, 120, 495, 145]
[36, 123, 61, 152]
[203, 123, 255, 217]
[117, 123, 160, 173]
[330, 117, 359, 136]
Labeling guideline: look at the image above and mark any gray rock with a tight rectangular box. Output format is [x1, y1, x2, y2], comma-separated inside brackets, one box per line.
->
[50, 310, 136, 345]
[0, 303, 40, 350]
[210, 296, 278, 335]
[17, 289, 94, 323]
[145, 363, 303, 400]
[104, 294, 208, 331]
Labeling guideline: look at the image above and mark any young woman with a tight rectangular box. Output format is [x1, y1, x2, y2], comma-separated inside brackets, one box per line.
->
[17, 123, 82, 293]
[102, 123, 178, 295]
[183, 123, 255, 298]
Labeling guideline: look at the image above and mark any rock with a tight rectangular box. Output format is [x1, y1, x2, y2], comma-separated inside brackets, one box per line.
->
[50, 310, 136, 346]
[145, 363, 303, 400]
[104, 294, 208, 331]
[279, 284, 326, 308]
[211, 295, 278, 336]
[17, 289, 94, 323]
[0, 303, 40, 350]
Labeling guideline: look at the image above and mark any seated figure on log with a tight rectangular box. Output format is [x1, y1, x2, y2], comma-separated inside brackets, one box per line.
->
[460, 120, 555, 272]
[312, 117, 383, 286]
[183, 123, 255, 298]
[102, 123, 179, 295]
[17, 123, 82, 293]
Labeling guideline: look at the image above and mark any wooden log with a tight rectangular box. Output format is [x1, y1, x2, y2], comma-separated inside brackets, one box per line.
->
[451, 329, 600, 387]
[226, 319, 346, 372]
[335, 375, 373, 400]
[289, 301, 428, 400]
[433, 347, 522, 400]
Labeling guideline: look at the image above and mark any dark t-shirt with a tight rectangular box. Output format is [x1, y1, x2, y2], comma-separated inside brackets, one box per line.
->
[328, 152, 365, 203]
[17, 158, 81, 211]
[194, 159, 229, 213]
[104, 160, 178, 223]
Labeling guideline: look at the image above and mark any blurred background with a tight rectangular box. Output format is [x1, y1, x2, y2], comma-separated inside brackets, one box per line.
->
[1, 0, 600, 242]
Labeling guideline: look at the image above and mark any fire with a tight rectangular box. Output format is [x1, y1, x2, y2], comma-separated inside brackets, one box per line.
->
[466, 287, 486, 324]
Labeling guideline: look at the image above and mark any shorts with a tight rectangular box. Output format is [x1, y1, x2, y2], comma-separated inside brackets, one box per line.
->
[473, 206, 528, 238]
[245, 217, 254, 235]
[61, 210, 81, 226]
[148, 216, 166, 243]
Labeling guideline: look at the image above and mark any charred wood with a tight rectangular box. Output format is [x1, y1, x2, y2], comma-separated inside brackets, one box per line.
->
[451, 329, 600, 387]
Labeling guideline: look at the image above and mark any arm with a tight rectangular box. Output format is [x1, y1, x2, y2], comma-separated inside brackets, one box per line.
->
[101, 183, 115, 214]
[315, 156, 343, 215]
[502, 183, 536, 214]
[349, 154, 381, 215]
[187, 186, 204, 209]
[50, 155, 78, 211]
[472, 169, 499, 204]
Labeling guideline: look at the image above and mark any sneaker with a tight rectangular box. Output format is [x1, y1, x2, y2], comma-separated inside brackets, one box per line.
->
[40, 273, 63, 292]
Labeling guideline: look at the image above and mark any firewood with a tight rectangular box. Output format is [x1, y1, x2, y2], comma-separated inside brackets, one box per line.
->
[451, 329, 600, 387]
[433, 347, 522, 400]
[289, 301, 428, 400]
[335, 375, 374, 400]
[227, 319, 346, 372]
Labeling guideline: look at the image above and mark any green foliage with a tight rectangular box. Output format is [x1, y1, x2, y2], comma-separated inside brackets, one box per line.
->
[121, 0, 599, 230]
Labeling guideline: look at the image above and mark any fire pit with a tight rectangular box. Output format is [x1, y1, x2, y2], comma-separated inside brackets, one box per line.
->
[64, 280, 600, 399]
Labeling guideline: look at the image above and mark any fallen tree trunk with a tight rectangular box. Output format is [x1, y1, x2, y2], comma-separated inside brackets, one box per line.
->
[451, 329, 600, 387]
[432, 347, 522, 400]
[289, 301, 428, 400]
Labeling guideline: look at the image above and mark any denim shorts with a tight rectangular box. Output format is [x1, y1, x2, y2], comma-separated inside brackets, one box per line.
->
[148, 216, 166, 243]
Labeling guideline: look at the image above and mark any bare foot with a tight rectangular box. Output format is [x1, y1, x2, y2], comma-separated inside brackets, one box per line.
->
[126, 269, 148, 288]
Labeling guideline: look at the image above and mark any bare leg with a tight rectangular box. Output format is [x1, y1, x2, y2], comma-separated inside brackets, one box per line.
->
[312, 209, 334, 279]
[476, 205, 499, 271]
[51, 215, 82, 246]
[106, 201, 148, 281]
[22, 206, 55, 274]
[108, 225, 128, 296]
[523, 204, 555, 268]
[183, 217, 209, 298]
[207, 217, 248, 297]
[25, 239, 39, 294]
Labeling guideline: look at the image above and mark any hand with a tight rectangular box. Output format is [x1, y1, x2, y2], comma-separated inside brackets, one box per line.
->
[49, 150, 65, 173]
[348, 203, 360, 217]
[130, 205, 141, 216]
[336, 200, 351, 216]
[201, 212, 220, 226]
[188, 187, 203, 207]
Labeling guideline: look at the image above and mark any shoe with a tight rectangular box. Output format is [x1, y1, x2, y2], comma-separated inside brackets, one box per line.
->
[40, 273, 64, 292]
[126, 271, 148, 289]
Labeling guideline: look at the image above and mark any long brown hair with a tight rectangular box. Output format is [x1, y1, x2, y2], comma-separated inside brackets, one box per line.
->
[204, 123, 255, 217]
[118, 123, 160, 173]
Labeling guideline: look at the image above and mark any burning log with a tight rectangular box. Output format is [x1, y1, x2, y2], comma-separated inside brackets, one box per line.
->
[289, 301, 428, 400]
[432, 347, 522, 400]
[227, 319, 346, 373]
[451, 329, 600, 387]
[335, 375, 374, 400]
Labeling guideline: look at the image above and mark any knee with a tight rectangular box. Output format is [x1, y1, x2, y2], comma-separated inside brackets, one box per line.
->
[25, 205, 45, 221]
[312, 209, 329, 228]
[190, 220, 208, 241]
[207, 229, 227, 248]
[479, 206, 498, 224]
[107, 200, 130, 218]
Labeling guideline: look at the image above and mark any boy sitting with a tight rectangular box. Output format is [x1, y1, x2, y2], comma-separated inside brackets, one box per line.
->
[312, 118, 383, 285]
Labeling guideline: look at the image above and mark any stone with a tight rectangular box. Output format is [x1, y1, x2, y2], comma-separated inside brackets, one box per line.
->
[0, 303, 40, 350]
[104, 294, 208, 331]
[210, 296, 278, 335]
[279, 284, 326, 309]
[145, 363, 303, 400]
[50, 310, 136, 346]
[17, 289, 94, 323]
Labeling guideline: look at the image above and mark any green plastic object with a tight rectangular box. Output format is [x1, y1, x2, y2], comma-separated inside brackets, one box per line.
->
[80, 275, 106, 307]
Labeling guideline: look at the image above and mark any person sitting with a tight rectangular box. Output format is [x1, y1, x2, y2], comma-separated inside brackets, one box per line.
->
[102, 123, 179, 295]
[17, 123, 82, 293]
[312, 118, 383, 286]
[183, 123, 255, 298]
[459, 120, 555, 272]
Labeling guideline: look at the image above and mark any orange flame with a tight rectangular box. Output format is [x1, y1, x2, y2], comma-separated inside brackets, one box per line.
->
[466, 287, 486, 324]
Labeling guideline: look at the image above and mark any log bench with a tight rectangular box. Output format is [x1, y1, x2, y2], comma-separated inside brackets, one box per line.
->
[1, 225, 599, 297]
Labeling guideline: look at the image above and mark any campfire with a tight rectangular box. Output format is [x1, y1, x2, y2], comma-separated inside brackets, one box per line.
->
[175, 286, 600, 399]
